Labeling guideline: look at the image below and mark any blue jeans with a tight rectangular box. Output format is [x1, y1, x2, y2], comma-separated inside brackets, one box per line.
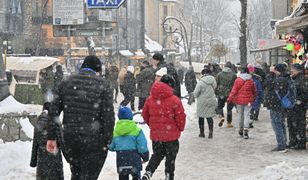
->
[270, 110, 287, 149]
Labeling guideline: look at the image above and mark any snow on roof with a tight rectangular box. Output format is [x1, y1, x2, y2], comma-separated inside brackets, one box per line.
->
[134, 51, 145, 57]
[179, 61, 205, 73]
[145, 35, 163, 52]
[0, 95, 26, 114]
[6, 56, 59, 72]
[119, 50, 134, 57]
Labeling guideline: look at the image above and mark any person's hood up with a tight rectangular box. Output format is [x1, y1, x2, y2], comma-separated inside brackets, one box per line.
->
[200, 75, 216, 85]
[150, 82, 174, 100]
[222, 67, 232, 73]
[239, 73, 252, 80]
[113, 120, 141, 137]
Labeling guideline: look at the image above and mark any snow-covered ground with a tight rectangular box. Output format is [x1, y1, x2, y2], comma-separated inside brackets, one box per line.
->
[1, 87, 308, 179]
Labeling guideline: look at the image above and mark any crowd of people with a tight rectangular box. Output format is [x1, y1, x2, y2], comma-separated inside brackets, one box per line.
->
[29, 53, 308, 180]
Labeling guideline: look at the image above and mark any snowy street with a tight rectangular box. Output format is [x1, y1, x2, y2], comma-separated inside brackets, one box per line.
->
[1, 89, 308, 180]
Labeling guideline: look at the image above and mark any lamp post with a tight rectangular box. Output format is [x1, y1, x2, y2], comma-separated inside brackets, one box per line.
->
[162, 16, 192, 65]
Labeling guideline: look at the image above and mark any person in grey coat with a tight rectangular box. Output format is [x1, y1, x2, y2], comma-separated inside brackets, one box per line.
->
[136, 61, 155, 110]
[193, 69, 217, 138]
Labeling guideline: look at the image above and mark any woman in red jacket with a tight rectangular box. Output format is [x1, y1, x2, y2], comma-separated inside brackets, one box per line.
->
[228, 67, 256, 139]
[142, 74, 186, 180]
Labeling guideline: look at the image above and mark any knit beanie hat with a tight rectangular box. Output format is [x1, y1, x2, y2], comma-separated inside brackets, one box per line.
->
[225, 62, 232, 69]
[152, 53, 164, 62]
[155, 67, 167, 77]
[118, 106, 133, 120]
[161, 74, 175, 88]
[274, 63, 286, 73]
[81, 55, 102, 72]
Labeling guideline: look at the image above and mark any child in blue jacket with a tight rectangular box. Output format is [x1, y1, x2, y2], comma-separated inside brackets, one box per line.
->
[109, 106, 149, 180]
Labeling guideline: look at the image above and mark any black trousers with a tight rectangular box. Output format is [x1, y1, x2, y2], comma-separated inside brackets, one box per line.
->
[287, 109, 306, 149]
[121, 95, 135, 111]
[119, 172, 140, 180]
[138, 97, 146, 110]
[145, 140, 179, 180]
[63, 129, 108, 180]
[217, 96, 234, 123]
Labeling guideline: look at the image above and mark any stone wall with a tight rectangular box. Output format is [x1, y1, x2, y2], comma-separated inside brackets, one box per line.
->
[0, 112, 36, 143]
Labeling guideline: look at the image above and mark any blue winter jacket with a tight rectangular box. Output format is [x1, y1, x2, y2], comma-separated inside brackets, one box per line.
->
[109, 120, 149, 175]
[252, 75, 264, 110]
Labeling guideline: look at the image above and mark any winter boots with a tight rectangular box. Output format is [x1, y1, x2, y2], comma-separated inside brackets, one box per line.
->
[199, 117, 213, 138]
[199, 127, 205, 138]
[239, 128, 244, 137]
[218, 118, 225, 127]
[239, 128, 249, 139]
[243, 129, 249, 139]
[227, 122, 234, 128]
[208, 129, 213, 139]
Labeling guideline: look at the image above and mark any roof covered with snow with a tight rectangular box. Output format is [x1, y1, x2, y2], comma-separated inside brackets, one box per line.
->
[119, 50, 134, 57]
[145, 35, 163, 53]
[6, 56, 60, 72]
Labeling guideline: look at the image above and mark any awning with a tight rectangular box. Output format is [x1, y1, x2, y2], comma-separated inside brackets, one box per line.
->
[6, 56, 60, 71]
[145, 35, 163, 52]
[250, 39, 286, 53]
[119, 50, 134, 57]
[275, 14, 308, 34]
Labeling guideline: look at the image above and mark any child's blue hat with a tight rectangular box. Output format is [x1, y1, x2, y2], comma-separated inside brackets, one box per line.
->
[118, 106, 133, 120]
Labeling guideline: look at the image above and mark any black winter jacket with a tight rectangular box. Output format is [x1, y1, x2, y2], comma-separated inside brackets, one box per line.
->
[48, 69, 115, 145]
[123, 72, 136, 98]
[30, 112, 64, 180]
[264, 72, 290, 111]
[184, 70, 197, 93]
[136, 66, 154, 98]
[292, 73, 308, 110]
[156, 62, 181, 98]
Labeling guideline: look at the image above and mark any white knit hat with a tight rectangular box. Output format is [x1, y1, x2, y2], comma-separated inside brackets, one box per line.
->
[127, 66, 134, 73]
[155, 67, 167, 77]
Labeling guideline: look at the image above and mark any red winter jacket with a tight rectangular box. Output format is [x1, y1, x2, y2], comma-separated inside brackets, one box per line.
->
[227, 74, 256, 105]
[142, 82, 186, 142]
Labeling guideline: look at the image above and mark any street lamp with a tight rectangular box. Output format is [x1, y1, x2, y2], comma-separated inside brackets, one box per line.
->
[162, 16, 192, 65]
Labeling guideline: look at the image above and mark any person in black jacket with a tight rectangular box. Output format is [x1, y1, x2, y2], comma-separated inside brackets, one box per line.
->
[151, 53, 181, 98]
[121, 66, 136, 111]
[287, 64, 308, 149]
[47, 55, 115, 180]
[185, 66, 197, 105]
[30, 102, 64, 180]
[136, 61, 155, 110]
[264, 64, 289, 152]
